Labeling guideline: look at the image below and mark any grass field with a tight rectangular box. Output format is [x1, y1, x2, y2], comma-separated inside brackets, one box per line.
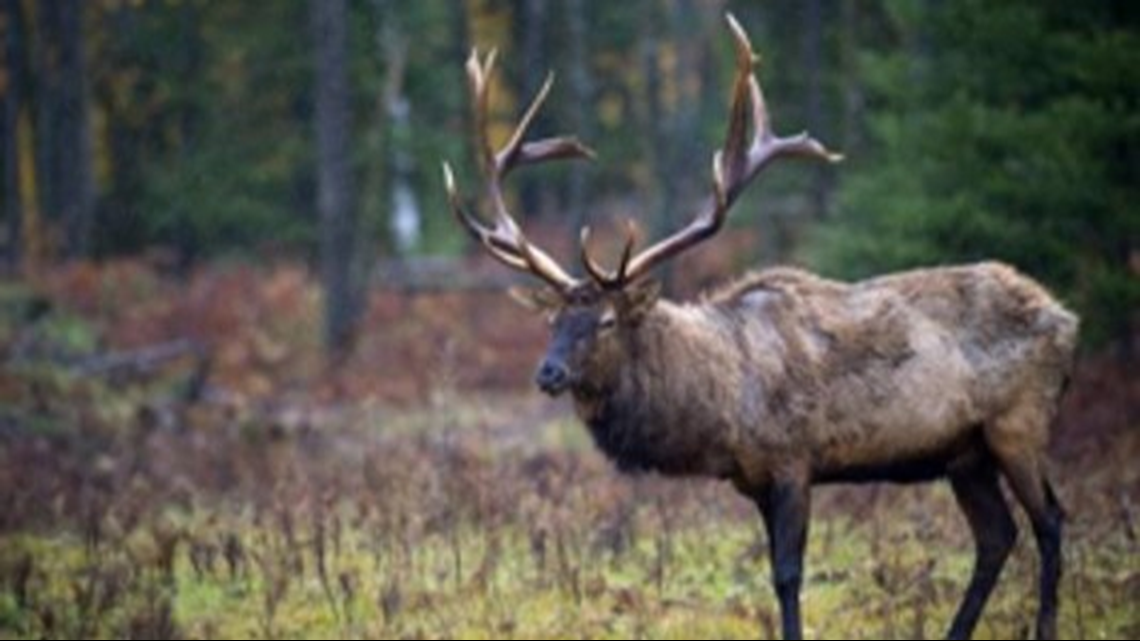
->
[1, 392, 1136, 640]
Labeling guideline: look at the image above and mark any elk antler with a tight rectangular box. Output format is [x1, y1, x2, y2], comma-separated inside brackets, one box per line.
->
[581, 13, 842, 287]
[442, 49, 594, 291]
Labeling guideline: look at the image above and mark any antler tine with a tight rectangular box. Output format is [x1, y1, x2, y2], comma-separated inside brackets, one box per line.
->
[614, 219, 638, 282]
[443, 159, 577, 290]
[721, 13, 756, 187]
[466, 49, 497, 172]
[444, 47, 596, 292]
[443, 162, 527, 271]
[498, 72, 553, 172]
[580, 226, 609, 285]
[580, 220, 638, 289]
[616, 13, 841, 284]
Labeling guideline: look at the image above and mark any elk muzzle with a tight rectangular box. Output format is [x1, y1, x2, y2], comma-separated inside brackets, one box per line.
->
[535, 358, 572, 396]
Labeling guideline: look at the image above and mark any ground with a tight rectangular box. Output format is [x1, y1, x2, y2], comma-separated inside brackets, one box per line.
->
[0, 261, 1136, 639]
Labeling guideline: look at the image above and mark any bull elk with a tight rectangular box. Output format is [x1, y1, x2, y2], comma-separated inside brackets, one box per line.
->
[442, 14, 1078, 640]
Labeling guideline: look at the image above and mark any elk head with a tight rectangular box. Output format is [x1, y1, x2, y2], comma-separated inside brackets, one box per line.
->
[443, 14, 840, 397]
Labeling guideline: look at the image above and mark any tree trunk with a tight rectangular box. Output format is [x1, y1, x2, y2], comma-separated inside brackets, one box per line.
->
[565, 0, 593, 234]
[840, 0, 863, 158]
[801, 0, 829, 219]
[173, 0, 203, 269]
[32, 0, 61, 238]
[53, 0, 94, 259]
[311, 0, 359, 357]
[515, 0, 547, 218]
[1, 0, 24, 269]
[645, 0, 702, 292]
[98, 3, 140, 253]
[666, 0, 702, 208]
[639, 8, 667, 284]
[376, 2, 418, 255]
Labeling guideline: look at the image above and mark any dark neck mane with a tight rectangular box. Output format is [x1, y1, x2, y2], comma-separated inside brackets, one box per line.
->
[572, 302, 745, 477]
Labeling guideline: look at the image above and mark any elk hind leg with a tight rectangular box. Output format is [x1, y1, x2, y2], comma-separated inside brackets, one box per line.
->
[945, 451, 1018, 640]
[987, 407, 1064, 640]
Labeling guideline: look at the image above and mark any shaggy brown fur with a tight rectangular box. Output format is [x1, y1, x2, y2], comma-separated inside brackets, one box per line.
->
[568, 262, 1077, 487]
[534, 260, 1077, 640]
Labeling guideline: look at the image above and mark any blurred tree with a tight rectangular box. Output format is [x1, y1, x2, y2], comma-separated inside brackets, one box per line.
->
[7, 0, 1132, 357]
[799, 0, 835, 219]
[513, 0, 549, 219]
[312, 0, 360, 356]
[839, 0, 864, 157]
[809, 0, 1140, 347]
[1, 0, 25, 269]
[32, 0, 94, 259]
[92, 1, 144, 257]
[119, 1, 315, 259]
[366, 0, 466, 255]
[54, 0, 94, 259]
[637, 0, 709, 290]
[374, 0, 419, 254]
[72, 0, 829, 268]
[32, 0, 59, 244]
[564, 0, 594, 233]
[97, 0, 204, 264]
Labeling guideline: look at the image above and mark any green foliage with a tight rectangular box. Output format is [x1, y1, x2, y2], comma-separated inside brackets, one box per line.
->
[133, 1, 315, 255]
[33, 312, 98, 356]
[88, 0, 481, 258]
[807, 0, 1140, 345]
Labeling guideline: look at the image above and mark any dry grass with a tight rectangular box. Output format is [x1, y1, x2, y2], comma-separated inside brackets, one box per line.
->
[0, 392, 1135, 640]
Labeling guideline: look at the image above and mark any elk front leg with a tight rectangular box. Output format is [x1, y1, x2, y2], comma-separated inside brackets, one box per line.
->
[755, 479, 811, 640]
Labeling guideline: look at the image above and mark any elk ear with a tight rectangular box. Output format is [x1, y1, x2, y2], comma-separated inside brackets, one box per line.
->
[618, 278, 661, 322]
[508, 286, 563, 313]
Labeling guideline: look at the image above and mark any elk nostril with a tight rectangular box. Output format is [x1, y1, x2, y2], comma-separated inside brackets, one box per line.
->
[536, 362, 568, 389]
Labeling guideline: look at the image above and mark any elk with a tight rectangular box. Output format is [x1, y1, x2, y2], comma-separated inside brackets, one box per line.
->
[442, 15, 1078, 641]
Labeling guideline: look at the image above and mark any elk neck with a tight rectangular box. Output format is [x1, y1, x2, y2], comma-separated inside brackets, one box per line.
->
[570, 299, 766, 478]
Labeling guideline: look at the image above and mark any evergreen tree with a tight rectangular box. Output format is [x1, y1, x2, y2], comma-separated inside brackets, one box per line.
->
[809, 0, 1139, 346]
